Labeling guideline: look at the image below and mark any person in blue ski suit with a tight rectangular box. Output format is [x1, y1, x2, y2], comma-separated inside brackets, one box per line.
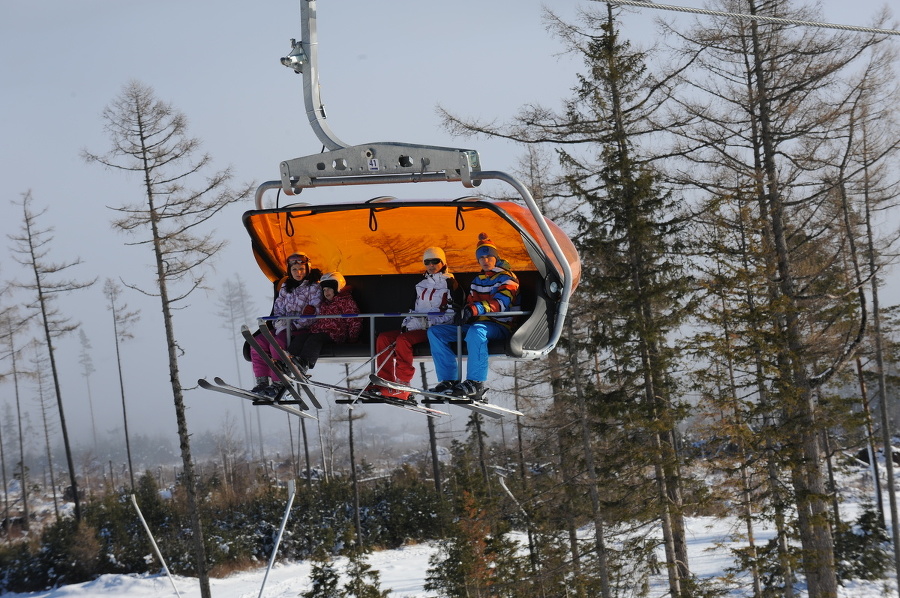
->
[427, 232, 519, 402]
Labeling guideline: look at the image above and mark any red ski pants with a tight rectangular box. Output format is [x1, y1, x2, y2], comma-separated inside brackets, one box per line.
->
[375, 329, 428, 384]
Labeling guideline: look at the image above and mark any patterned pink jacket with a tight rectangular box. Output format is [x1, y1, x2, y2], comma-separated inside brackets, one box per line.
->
[310, 286, 362, 343]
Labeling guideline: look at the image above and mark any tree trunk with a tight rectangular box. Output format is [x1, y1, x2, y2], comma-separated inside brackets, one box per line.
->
[420, 363, 443, 498]
[856, 359, 885, 525]
[748, 3, 836, 594]
[12, 357, 29, 532]
[565, 321, 612, 598]
[0, 409, 9, 542]
[512, 363, 539, 577]
[300, 418, 312, 488]
[149, 200, 211, 598]
[348, 409, 362, 545]
[38, 287, 81, 522]
[860, 123, 900, 590]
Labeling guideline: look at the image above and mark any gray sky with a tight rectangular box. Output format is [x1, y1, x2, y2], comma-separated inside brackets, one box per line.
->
[1, 1, 895, 457]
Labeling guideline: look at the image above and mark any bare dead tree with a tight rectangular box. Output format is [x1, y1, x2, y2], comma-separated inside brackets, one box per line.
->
[8, 190, 95, 522]
[82, 80, 253, 598]
[103, 278, 141, 492]
[215, 275, 257, 457]
[0, 307, 29, 532]
[30, 346, 60, 520]
[77, 329, 98, 451]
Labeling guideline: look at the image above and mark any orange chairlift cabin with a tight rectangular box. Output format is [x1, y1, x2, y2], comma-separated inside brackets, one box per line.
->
[245, 0, 580, 368]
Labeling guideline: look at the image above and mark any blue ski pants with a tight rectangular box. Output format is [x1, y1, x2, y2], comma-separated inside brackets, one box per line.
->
[427, 321, 511, 383]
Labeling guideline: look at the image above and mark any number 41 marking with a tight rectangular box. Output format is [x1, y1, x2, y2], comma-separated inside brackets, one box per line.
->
[368, 158, 380, 171]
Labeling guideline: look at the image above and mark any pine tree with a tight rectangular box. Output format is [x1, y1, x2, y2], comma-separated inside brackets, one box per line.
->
[441, 6, 697, 594]
[838, 41, 900, 582]
[553, 8, 695, 594]
[689, 193, 795, 594]
[670, 2, 898, 594]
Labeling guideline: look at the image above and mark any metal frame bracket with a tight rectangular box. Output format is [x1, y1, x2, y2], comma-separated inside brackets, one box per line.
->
[279, 142, 481, 194]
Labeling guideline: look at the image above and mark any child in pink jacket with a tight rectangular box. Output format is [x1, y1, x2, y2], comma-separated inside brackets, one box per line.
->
[288, 272, 360, 375]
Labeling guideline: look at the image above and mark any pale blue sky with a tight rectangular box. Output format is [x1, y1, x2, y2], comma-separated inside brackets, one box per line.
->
[0, 1, 895, 456]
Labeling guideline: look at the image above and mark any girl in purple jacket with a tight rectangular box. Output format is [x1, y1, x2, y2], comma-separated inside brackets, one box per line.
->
[250, 253, 322, 396]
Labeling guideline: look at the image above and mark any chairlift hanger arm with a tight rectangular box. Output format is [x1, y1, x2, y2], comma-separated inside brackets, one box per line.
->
[277, 2, 486, 194]
[278, 142, 482, 195]
[281, 0, 348, 150]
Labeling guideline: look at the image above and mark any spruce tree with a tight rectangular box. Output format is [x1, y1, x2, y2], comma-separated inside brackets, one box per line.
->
[425, 491, 495, 597]
[556, 8, 695, 593]
[342, 548, 390, 598]
[302, 548, 341, 598]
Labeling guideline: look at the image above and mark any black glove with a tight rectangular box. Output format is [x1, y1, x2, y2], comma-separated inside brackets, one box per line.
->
[453, 307, 474, 326]
[306, 268, 322, 283]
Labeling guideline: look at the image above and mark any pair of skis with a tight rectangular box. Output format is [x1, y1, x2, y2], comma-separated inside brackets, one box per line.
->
[200, 324, 447, 418]
[368, 375, 524, 420]
[305, 379, 449, 418]
[197, 377, 316, 419]
[200, 324, 524, 420]
[198, 324, 322, 419]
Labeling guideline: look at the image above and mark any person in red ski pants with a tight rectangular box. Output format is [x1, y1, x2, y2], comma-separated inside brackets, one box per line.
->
[367, 247, 460, 400]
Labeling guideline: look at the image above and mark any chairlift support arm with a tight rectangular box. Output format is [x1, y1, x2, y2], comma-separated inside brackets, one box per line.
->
[280, 0, 347, 150]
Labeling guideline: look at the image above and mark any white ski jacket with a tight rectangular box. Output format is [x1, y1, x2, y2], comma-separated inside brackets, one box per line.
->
[401, 271, 458, 331]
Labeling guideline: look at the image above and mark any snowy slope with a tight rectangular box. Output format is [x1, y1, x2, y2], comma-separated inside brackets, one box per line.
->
[1, 521, 894, 598]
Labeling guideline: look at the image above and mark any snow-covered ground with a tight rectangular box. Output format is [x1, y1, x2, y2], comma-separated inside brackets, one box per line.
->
[0, 542, 439, 598]
[1, 518, 895, 598]
[0, 542, 437, 598]
[1, 455, 895, 597]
